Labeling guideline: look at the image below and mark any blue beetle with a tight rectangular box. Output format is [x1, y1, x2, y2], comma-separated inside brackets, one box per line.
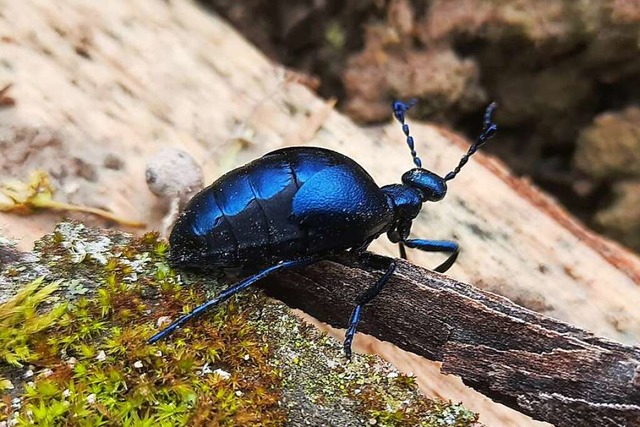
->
[148, 100, 497, 358]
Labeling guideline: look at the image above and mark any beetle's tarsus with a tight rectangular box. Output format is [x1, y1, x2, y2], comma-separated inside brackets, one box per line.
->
[343, 340, 353, 361]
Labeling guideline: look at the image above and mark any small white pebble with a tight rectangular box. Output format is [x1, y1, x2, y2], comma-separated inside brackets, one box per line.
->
[213, 369, 231, 380]
[86, 394, 96, 404]
[62, 389, 71, 398]
[66, 357, 77, 368]
[42, 368, 53, 378]
[155, 350, 163, 357]
[11, 397, 21, 409]
[243, 354, 250, 361]
[133, 360, 143, 369]
[146, 147, 203, 199]
[386, 371, 399, 378]
[368, 418, 377, 425]
[200, 363, 213, 376]
[23, 369, 33, 378]
[156, 316, 172, 328]
[1, 420, 7, 427]
[96, 350, 107, 362]
[235, 390, 243, 397]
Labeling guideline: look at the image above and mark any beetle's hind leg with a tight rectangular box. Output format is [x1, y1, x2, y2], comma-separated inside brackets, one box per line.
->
[403, 239, 459, 273]
[343, 254, 397, 360]
[147, 256, 321, 344]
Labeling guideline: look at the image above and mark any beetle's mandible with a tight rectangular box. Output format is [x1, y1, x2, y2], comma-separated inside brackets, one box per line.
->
[148, 100, 498, 358]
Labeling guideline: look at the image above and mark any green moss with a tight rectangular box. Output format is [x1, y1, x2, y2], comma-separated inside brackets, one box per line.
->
[0, 278, 67, 368]
[0, 223, 479, 426]
[1, 228, 285, 426]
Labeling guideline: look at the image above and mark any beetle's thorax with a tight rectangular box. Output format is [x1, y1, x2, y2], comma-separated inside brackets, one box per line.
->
[381, 184, 422, 221]
[381, 183, 421, 243]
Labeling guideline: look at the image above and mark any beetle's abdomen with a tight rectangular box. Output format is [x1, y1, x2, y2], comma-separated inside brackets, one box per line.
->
[169, 148, 393, 270]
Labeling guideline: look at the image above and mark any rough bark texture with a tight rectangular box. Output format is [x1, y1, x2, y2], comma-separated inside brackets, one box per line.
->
[263, 255, 640, 427]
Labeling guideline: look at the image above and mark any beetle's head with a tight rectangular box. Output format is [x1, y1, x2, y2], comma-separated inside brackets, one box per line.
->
[392, 100, 498, 201]
[402, 168, 447, 202]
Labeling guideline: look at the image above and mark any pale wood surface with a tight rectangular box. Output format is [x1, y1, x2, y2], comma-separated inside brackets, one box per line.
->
[1, 1, 639, 425]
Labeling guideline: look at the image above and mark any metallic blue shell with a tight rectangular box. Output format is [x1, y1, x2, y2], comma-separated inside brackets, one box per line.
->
[169, 147, 394, 271]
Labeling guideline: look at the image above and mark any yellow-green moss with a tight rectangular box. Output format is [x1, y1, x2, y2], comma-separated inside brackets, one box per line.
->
[1, 228, 285, 426]
[0, 223, 478, 426]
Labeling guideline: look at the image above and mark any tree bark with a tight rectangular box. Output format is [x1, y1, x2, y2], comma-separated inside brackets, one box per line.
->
[262, 254, 640, 427]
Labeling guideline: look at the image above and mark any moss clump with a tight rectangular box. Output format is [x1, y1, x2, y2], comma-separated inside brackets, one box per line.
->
[0, 278, 67, 369]
[0, 229, 285, 426]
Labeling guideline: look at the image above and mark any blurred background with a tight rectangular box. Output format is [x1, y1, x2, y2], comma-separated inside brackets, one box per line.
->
[205, 0, 640, 254]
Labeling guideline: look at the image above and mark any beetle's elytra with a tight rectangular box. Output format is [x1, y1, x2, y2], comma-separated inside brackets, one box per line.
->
[168, 147, 392, 273]
[149, 100, 498, 359]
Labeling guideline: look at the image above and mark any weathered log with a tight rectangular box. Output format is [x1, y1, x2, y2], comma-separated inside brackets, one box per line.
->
[262, 255, 640, 427]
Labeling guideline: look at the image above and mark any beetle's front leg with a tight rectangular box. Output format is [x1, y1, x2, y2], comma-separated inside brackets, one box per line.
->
[402, 239, 459, 273]
[388, 220, 412, 260]
[398, 242, 407, 259]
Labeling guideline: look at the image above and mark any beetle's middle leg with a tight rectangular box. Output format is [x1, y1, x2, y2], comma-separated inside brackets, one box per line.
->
[148, 256, 322, 344]
[402, 239, 459, 273]
[343, 254, 397, 360]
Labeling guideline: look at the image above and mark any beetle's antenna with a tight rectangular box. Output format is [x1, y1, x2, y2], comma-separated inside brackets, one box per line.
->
[393, 99, 422, 168]
[444, 102, 498, 182]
